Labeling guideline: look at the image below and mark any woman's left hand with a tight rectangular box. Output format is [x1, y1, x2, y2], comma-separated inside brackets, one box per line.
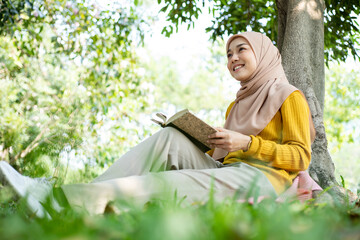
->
[207, 127, 251, 152]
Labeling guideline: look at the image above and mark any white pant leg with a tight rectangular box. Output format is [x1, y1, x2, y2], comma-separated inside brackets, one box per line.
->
[62, 162, 276, 214]
[92, 127, 221, 183]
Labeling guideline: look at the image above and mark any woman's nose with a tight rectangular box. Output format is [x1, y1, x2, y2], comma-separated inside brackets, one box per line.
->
[231, 54, 239, 62]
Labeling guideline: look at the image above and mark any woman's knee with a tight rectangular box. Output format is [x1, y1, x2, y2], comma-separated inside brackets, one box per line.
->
[159, 127, 184, 140]
[157, 127, 196, 150]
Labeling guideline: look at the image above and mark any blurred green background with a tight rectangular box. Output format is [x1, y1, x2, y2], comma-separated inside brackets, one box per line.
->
[0, 0, 359, 239]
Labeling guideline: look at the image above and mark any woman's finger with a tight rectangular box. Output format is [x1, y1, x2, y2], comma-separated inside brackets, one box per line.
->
[207, 138, 225, 145]
[208, 131, 226, 139]
[211, 144, 231, 151]
[214, 127, 226, 132]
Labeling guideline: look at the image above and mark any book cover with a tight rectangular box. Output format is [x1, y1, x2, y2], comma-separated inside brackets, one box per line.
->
[151, 109, 217, 152]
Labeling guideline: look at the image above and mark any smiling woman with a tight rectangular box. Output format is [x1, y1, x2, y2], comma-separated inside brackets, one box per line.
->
[226, 37, 257, 82]
[0, 32, 320, 217]
[210, 32, 316, 193]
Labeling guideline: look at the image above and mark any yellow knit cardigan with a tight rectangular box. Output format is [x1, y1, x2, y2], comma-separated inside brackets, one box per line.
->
[211, 90, 312, 194]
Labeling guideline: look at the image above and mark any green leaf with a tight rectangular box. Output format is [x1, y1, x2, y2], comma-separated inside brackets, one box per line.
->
[340, 175, 346, 188]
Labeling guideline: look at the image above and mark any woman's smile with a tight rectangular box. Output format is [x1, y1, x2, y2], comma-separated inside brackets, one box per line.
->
[233, 64, 244, 72]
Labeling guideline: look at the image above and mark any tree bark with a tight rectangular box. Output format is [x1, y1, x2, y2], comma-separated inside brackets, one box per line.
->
[276, 0, 339, 190]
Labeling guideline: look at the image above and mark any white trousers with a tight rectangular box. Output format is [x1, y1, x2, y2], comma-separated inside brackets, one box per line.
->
[62, 128, 276, 214]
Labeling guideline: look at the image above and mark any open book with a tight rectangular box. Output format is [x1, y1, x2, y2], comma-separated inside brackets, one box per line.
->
[151, 109, 217, 152]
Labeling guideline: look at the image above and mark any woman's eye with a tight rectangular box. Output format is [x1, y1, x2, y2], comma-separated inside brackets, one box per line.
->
[239, 48, 245, 52]
[227, 53, 232, 58]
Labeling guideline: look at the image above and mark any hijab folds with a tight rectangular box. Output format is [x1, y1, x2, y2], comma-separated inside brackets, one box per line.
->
[212, 32, 315, 160]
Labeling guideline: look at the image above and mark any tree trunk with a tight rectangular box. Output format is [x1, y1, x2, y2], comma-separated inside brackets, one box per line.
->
[276, 0, 339, 191]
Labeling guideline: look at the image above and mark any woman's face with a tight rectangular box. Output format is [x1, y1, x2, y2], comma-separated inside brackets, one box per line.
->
[227, 37, 257, 82]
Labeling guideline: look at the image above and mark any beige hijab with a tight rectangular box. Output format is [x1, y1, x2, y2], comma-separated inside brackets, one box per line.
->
[212, 32, 315, 160]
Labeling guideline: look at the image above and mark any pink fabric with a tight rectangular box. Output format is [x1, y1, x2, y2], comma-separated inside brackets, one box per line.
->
[276, 171, 322, 202]
[239, 171, 322, 204]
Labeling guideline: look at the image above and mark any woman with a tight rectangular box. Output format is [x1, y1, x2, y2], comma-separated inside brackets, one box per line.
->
[0, 32, 315, 217]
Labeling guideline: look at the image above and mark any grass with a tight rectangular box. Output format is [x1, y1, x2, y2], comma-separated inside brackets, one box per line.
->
[1, 185, 360, 240]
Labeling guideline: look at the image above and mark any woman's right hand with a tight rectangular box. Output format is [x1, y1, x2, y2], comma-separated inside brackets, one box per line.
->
[207, 127, 251, 152]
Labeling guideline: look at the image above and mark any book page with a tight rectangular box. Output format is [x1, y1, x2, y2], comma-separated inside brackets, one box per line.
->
[166, 109, 189, 124]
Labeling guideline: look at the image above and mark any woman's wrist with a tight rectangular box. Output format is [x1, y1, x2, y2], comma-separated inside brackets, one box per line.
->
[243, 136, 252, 152]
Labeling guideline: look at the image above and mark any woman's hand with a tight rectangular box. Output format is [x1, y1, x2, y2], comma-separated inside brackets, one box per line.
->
[207, 127, 251, 152]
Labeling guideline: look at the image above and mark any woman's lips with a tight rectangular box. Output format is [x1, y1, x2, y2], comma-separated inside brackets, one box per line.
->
[233, 64, 244, 72]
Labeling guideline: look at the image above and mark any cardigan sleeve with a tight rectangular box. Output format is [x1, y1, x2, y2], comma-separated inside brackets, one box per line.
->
[241, 91, 312, 171]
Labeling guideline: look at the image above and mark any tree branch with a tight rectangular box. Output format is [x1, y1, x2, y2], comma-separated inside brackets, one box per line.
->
[11, 122, 50, 164]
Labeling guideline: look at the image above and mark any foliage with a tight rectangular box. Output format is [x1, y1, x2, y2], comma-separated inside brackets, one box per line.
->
[0, 187, 359, 240]
[0, 0, 154, 181]
[324, 63, 360, 150]
[157, 0, 360, 63]
[143, 38, 236, 127]
[324, 0, 360, 63]
[0, 0, 34, 34]
[331, 143, 360, 193]
[324, 62, 360, 193]
[0, 47, 89, 176]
